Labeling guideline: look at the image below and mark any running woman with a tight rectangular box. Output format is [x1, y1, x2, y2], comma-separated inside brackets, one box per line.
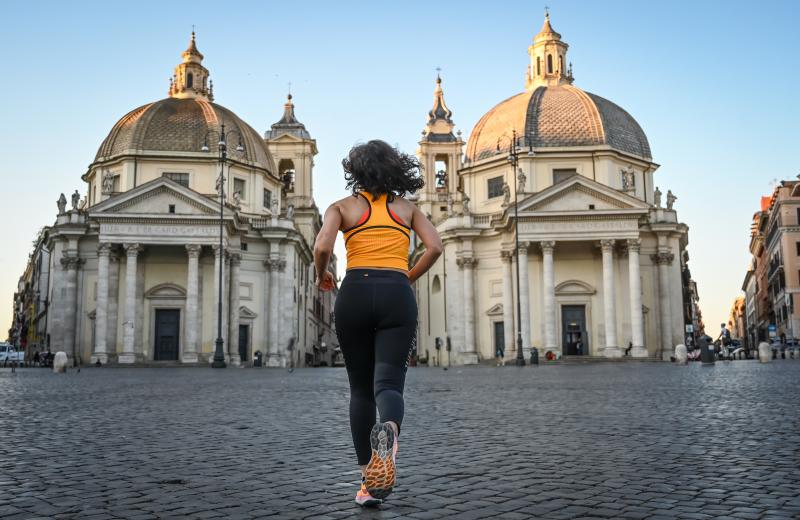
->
[313, 140, 442, 507]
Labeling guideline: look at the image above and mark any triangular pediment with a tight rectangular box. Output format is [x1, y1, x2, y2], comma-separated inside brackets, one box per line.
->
[517, 176, 650, 214]
[485, 303, 504, 316]
[89, 177, 224, 217]
[239, 306, 258, 319]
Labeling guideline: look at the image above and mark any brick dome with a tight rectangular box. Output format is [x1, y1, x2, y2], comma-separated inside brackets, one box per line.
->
[93, 97, 275, 173]
[465, 85, 651, 162]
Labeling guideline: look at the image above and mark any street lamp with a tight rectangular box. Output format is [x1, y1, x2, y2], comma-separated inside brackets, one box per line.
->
[201, 122, 245, 369]
[496, 129, 532, 367]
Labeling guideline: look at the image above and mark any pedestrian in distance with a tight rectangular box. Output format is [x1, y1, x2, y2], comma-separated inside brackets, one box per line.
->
[495, 343, 505, 366]
[313, 140, 442, 507]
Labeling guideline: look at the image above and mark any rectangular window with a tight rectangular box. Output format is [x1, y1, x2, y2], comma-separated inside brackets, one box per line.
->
[241, 242, 248, 251]
[487, 176, 504, 199]
[796, 208, 800, 225]
[263, 188, 272, 209]
[234, 178, 246, 198]
[796, 242, 800, 256]
[163, 172, 189, 187]
[553, 168, 578, 184]
[111, 175, 120, 192]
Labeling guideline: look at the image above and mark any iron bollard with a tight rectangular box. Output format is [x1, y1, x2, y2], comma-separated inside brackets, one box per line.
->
[530, 347, 539, 365]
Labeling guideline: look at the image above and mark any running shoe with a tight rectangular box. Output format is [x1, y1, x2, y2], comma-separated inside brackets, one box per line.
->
[364, 422, 396, 500]
[355, 479, 382, 507]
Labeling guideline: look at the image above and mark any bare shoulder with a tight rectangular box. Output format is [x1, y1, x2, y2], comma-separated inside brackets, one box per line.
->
[331, 194, 358, 210]
[328, 195, 355, 212]
[393, 196, 417, 210]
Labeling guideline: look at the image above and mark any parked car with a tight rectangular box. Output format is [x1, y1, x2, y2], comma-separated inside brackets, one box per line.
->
[0, 342, 25, 365]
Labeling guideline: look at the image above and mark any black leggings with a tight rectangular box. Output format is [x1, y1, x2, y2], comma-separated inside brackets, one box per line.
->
[334, 268, 417, 465]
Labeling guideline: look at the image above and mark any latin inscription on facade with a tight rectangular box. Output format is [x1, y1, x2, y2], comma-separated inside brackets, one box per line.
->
[101, 223, 220, 238]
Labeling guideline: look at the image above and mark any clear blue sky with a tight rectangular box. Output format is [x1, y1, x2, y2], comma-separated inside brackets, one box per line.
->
[2, 0, 798, 337]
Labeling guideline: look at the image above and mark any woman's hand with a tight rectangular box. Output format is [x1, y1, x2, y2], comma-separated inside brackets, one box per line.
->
[316, 270, 336, 292]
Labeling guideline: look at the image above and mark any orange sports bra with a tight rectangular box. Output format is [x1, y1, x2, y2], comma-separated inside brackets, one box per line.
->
[342, 191, 411, 271]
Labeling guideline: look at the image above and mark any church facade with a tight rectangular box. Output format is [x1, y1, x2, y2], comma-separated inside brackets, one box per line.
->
[412, 14, 692, 364]
[17, 34, 337, 367]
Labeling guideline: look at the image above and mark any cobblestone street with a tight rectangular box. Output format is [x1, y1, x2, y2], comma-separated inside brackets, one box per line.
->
[1, 361, 799, 519]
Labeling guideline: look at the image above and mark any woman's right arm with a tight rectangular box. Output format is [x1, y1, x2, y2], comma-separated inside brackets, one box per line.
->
[407, 204, 443, 284]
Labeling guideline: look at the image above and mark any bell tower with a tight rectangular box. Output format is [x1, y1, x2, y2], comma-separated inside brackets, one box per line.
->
[416, 73, 464, 223]
[265, 93, 317, 206]
[525, 10, 573, 91]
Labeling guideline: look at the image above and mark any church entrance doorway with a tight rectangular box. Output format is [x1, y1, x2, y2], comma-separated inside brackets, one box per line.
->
[153, 309, 180, 361]
[238, 324, 249, 362]
[562, 305, 587, 356]
[493, 321, 505, 357]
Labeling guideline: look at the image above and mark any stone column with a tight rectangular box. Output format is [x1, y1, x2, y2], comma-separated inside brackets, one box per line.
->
[262, 258, 273, 365]
[107, 254, 120, 357]
[627, 239, 647, 357]
[652, 250, 675, 360]
[457, 257, 478, 364]
[120, 243, 141, 364]
[540, 241, 557, 355]
[60, 254, 83, 362]
[500, 251, 515, 357]
[212, 245, 225, 353]
[281, 248, 296, 366]
[92, 243, 111, 364]
[228, 252, 242, 366]
[183, 244, 201, 363]
[267, 258, 285, 366]
[601, 239, 621, 357]
[517, 242, 531, 356]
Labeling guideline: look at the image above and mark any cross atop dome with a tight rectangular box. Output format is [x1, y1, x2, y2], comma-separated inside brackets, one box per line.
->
[525, 11, 573, 90]
[169, 31, 213, 101]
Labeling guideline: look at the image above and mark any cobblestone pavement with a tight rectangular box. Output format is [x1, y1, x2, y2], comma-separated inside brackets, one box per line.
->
[1, 361, 799, 519]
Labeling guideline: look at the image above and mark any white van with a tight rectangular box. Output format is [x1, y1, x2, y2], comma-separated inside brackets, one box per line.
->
[0, 342, 25, 364]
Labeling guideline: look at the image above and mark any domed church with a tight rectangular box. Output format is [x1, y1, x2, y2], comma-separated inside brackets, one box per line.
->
[41, 33, 337, 366]
[412, 13, 690, 363]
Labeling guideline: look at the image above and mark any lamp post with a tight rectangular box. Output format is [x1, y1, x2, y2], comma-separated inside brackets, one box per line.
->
[496, 129, 530, 366]
[202, 122, 244, 369]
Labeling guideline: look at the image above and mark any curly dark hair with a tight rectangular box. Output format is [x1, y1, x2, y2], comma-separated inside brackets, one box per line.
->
[342, 140, 424, 201]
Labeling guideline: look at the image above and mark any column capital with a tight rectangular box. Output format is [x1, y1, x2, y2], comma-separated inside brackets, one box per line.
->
[185, 244, 202, 258]
[456, 256, 477, 269]
[651, 252, 674, 265]
[540, 241, 555, 254]
[212, 244, 225, 257]
[600, 239, 616, 251]
[124, 243, 143, 257]
[229, 252, 242, 266]
[60, 256, 84, 270]
[97, 243, 113, 257]
[270, 258, 287, 272]
[627, 238, 642, 253]
[500, 250, 514, 262]
[517, 241, 530, 255]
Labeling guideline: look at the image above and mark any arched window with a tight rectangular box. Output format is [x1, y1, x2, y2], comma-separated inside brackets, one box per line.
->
[432, 275, 441, 294]
[536, 57, 541, 76]
[547, 54, 553, 74]
[279, 159, 296, 192]
[559, 55, 563, 74]
[187, 73, 194, 88]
